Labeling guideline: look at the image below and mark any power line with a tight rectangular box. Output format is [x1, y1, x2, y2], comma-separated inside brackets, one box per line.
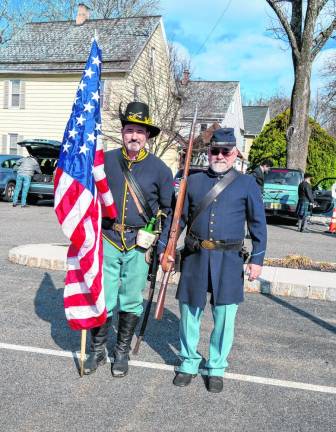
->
[192, 0, 233, 58]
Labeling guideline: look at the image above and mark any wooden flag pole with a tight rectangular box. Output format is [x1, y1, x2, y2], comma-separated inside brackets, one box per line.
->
[80, 329, 87, 377]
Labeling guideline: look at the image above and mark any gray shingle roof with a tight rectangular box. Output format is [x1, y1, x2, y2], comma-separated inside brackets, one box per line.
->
[243, 106, 269, 136]
[180, 81, 238, 119]
[0, 16, 161, 73]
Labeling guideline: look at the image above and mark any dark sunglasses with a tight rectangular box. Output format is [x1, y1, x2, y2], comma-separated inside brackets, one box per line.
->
[210, 147, 235, 156]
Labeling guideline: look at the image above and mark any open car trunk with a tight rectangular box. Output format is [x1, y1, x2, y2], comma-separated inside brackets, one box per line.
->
[17, 139, 61, 201]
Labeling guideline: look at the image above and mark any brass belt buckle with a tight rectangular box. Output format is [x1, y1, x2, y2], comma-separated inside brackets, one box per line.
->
[114, 223, 124, 233]
[201, 240, 216, 250]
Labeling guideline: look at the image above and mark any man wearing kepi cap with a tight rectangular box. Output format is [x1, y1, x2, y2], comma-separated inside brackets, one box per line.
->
[84, 101, 174, 378]
[172, 127, 267, 393]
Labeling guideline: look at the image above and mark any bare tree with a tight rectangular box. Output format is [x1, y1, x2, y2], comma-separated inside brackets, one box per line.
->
[0, 0, 159, 44]
[244, 92, 291, 118]
[35, 0, 160, 21]
[318, 55, 336, 136]
[0, 0, 34, 44]
[103, 43, 190, 158]
[266, 0, 336, 170]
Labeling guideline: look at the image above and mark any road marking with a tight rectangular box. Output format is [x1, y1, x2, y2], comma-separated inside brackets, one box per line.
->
[1, 342, 335, 395]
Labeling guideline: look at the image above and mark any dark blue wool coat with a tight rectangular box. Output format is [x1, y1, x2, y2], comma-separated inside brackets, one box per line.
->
[176, 168, 267, 308]
[102, 148, 174, 255]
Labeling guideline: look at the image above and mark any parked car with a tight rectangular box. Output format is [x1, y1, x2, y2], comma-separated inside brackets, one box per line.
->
[263, 167, 336, 219]
[263, 168, 304, 218]
[0, 154, 22, 201]
[312, 177, 336, 217]
[17, 139, 61, 204]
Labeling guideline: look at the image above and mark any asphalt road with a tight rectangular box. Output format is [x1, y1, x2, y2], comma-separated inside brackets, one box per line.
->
[0, 201, 335, 432]
[265, 216, 336, 263]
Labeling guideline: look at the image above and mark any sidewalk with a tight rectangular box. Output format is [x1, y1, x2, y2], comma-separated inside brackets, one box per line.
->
[8, 243, 336, 302]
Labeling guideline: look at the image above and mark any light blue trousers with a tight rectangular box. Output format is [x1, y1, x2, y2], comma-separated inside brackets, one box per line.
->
[177, 302, 239, 377]
[103, 239, 149, 318]
[12, 174, 31, 206]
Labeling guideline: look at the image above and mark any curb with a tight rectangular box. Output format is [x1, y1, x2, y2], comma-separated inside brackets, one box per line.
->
[244, 278, 336, 302]
[8, 243, 67, 272]
[8, 243, 336, 302]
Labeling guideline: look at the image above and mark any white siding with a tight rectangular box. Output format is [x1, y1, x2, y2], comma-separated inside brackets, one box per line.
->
[222, 84, 244, 152]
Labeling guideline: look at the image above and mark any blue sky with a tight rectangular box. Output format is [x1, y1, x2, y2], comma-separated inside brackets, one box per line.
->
[160, 0, 336, 101]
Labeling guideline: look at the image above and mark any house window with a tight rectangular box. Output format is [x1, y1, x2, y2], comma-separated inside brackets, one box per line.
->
[200, 123, 207, 132]
[9, 134, 18, 154]
[10, 80, 21, 108]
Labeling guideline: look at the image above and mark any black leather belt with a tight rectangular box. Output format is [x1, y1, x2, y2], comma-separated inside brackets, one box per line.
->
[112, 223, 144, 233]
[200, 240, 243, 250]
[188, 232, 242, 251]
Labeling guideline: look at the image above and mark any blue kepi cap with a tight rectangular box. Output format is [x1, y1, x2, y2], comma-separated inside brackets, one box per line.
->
[210, 128, 236, 147]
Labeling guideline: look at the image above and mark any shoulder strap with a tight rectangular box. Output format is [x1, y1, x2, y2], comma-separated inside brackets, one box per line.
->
[118, 153, 154, 223]
[189, 169, 241, 230]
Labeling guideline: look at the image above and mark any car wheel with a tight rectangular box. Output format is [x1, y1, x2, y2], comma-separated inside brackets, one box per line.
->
[3, 182, 16, 202]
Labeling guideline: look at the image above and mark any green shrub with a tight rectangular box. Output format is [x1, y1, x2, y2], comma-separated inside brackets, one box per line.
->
[249, 110, 336, 185]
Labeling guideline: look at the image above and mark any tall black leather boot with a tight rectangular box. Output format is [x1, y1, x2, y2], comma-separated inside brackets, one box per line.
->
[83, 317, 112, 375]
[111, 312, 139, 378]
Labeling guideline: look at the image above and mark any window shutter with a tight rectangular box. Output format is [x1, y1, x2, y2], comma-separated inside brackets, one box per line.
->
[3, 81, 9, 109]
[19, 81, 26, 109]
[1, 135, 8, 153]
[103, 80, 111, 111]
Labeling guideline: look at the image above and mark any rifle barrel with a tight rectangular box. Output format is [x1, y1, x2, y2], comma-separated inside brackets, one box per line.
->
[154, 106, 198, 320]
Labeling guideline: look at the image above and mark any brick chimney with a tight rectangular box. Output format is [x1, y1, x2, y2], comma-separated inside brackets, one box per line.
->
[181, 69, 190, 85]
[76, 3, 90, 25]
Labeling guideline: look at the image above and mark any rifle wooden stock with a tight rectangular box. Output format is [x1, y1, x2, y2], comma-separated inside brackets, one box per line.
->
[155, 107, 198, 320]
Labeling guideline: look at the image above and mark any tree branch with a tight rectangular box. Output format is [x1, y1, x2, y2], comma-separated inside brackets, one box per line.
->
[301, 0, 320, 55]
[266, 0, 301, 60]
[317, 0, 329, 15]
[311, 18, 336, 58]
[291, 0, 303, 50]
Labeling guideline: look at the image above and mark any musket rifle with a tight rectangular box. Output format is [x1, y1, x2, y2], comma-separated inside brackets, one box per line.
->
[132, 243, 159, 354]
[154, 106, 198, 320]
[132, 211, 165, 354]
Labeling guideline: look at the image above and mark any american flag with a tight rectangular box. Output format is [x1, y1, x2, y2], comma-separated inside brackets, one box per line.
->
[54, 38, 117, 331]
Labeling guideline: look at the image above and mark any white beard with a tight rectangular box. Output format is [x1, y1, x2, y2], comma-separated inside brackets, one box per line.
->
[125, 142, 142, 153]
[210, 161, 229, 173]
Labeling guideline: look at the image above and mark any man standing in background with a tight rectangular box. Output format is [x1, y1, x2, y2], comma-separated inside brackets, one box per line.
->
[297, 173, 315, 232]
[12, 155, 41, 207]
[251, 159, 273, 192]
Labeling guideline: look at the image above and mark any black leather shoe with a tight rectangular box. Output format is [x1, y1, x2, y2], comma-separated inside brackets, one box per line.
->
[111, 312, 139, 378]
[173, 372, 196, 387]
[207, 376, 223, 393]
[83, 317, 112, 375]
[111, 351, 129, 377]
[83, 350, 107, 375]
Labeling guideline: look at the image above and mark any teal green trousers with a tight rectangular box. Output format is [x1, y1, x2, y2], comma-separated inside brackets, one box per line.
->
[103, 239, 149, 318]
[177, 302, 239, 377]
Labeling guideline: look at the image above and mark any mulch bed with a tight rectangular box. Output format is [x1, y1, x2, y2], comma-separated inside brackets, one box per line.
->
[264, 255, 336, 272]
